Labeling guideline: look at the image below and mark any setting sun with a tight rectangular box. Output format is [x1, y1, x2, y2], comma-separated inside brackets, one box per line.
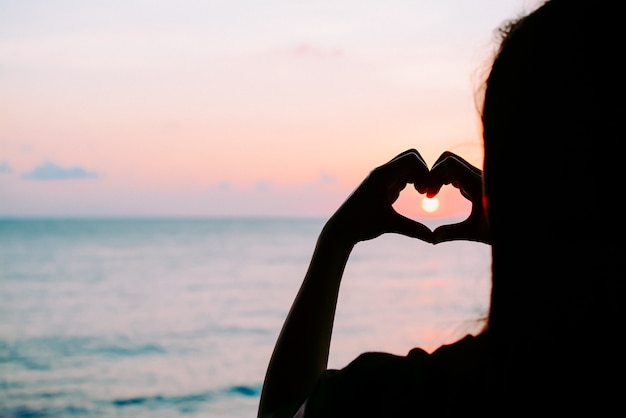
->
[421, 196, 440, 213]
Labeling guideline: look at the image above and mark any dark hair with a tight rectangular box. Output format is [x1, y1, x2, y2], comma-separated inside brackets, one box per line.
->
[480, 0, 625, 335]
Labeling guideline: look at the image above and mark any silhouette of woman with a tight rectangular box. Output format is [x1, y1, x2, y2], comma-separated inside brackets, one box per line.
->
[258, 0, 625, 416]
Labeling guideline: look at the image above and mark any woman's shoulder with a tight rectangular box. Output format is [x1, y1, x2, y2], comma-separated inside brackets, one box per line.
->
[302, 334, 488, 417]
[431, 333, 487, 361]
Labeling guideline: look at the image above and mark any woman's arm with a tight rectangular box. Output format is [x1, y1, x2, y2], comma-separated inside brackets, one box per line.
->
[257, 149, 433, 418]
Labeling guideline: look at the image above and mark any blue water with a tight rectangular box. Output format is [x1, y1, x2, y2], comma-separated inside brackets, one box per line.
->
[0, 218, 491, 417]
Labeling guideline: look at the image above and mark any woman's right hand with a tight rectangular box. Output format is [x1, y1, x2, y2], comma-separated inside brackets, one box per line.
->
[427, 151, 491, 244]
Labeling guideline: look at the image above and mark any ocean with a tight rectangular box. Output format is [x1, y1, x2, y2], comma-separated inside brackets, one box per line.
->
[0, 218, 491, 417]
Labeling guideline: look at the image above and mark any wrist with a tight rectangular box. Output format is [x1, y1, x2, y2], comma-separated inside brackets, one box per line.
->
[320, 218, 358, 251]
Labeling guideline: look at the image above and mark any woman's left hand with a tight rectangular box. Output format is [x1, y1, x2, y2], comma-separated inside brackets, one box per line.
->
[322, 149, 434, 246]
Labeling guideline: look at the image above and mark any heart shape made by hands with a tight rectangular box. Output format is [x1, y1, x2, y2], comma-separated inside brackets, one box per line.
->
[392, 183, 488, 244]
[393, 184, 470, 227]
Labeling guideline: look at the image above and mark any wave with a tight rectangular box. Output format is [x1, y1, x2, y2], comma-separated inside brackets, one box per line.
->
[0, 336, 168, 371]
[110, 383, 262, 408]
[0, 384, 263, 417]
[0, 404, 91, 418]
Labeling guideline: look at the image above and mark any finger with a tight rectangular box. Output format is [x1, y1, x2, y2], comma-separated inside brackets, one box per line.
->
[387, 211, 434, 243]
[430, 155, 472, 181]
[427, 153, 458, 196]
[432, 221, 483, 244]
[426, 156, 455, 197]
[432, 151, 481, 175]
[387, 180, 407, 204]
[432, 218, 490, 244]
[432, 221, 471, 243]
[375, 150, 430, 188]
[387, 148, 428, 168]
[431, 150, 454, 167]
[430, 152, 482, 196]
[429, 155, 481, 200]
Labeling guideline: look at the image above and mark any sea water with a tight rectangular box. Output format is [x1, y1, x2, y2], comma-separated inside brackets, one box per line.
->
[0, 218, 491, 417]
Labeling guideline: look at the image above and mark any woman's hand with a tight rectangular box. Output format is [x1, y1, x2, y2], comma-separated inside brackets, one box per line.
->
[427, 151, 491, 244]
[322, 149, 434, 246]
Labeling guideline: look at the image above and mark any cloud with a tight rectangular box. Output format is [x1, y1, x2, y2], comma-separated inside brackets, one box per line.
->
[214, 181, 231, 191]
[22, 161, 98, 180]
[255, 180, 273, 191]
[0, 161, 11, 174]
[318, 172, 338, 185]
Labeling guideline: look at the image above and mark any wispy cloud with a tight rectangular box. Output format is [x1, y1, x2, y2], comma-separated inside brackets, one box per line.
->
[255, 180, 273, 191]
[199, 172, 347, 217]
[213, 181, 231, 191]
[317, 172, 338, 184]
[22, 161, 98, 180]
[0, 161, 12, 174]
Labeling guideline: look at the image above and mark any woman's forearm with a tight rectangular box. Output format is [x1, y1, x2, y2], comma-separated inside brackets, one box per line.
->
[257, 227, 353, 418]
[257, 149, 436, 417]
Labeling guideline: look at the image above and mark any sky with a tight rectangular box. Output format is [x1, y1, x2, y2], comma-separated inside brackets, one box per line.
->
[0, 0, 541, 218]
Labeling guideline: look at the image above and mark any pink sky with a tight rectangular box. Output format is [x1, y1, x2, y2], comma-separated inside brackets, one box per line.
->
[0, 0, 538, 218]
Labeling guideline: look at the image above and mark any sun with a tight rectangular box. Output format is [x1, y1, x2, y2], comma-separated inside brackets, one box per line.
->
[421, 196, 440, 213]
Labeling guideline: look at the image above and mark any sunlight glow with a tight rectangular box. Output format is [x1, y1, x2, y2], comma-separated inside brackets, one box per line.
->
[421, 196, 440, 213]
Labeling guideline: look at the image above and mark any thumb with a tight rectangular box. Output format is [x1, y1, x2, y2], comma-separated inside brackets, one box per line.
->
[387, 211, 433, 243]
[432, 220, 489, 244]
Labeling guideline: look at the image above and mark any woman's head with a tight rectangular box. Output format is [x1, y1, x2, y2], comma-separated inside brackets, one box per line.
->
[480, 0, 625, 333]
[482, 0, 623, 245]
